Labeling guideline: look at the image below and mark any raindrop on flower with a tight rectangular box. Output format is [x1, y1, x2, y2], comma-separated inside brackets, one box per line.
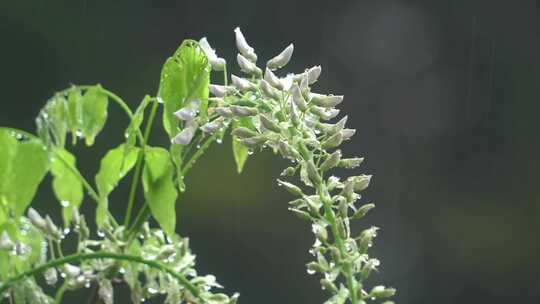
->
[97, 230, 105, 238]
[216, 138, 223, 144]
[60, 200, 70, 207]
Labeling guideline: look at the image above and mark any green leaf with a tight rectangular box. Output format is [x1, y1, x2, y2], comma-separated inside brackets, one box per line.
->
[50, 148, 83, 227]
[36, 85, 109, 148]
[81, 86, 108, 146]
[232, 118, 254, 174]
[142, 147, 178, 236]
[158, 40, 210, 138]
[95, 144, 139, 226]
[0, 128, 49, 217]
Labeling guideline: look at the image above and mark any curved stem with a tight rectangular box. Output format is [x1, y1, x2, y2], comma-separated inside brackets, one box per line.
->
[0, 252, 199, 298]
[54, 281, 68, 304]
[317, 182, 358, 304]
[123, 98, 159, 229]
[66, 85, 145, 145]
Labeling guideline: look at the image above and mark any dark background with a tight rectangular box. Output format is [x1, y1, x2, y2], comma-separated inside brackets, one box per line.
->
[1, 0, 539, 303]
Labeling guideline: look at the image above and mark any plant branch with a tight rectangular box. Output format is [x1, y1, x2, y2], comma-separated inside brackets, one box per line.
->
[0, 252, 200, 298]
[124, 98, 160, 229]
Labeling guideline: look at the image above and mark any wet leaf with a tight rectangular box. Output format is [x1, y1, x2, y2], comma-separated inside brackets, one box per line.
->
[0, 128, 49, 217]
[95, 144, 140, 227]
[50, 148, 83, 227]
[142, 147, 178, 236]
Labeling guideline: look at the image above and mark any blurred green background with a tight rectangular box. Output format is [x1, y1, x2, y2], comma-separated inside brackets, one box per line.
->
[1, 0, 539, 303]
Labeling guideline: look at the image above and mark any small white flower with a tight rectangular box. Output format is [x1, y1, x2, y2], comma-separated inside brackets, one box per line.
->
[264, 68, 283, 89]
[231, 74, 254, 91]
[63, 263, 81, 278]
[280, 73, 295, 91]
[237, 54, 261, 75]
[28, 207, 46, 229]
[0, 231, 14, 251]
[209, 84, 234, 97]
[267, 43, 294, 70]
[172, 120, 198, 145]
[341, 128, 356, 140]
[260, 79, 279, 99]
[234, 27, 257, 62]
[307, 65, 322, 84]
[173, 99, 200, 121]
[200, 117, 226, 134]
[199, 37, 226, 71]
[291, 84, 308, 111]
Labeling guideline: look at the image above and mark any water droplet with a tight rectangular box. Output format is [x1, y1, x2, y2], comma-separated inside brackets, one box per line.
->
[84, 282, 91, 288]
[60, 200, 70, 207]
[75, 130, 83, 138]
[247, 149, 254, 155]
[147, 287, 158, 294]
[63, 228, 70, 235]
[306, 269, 315, 275]
[196, 144, 201, 149]
[97, 231, 105, 238]
[216, 138, 223, 144]
[119, 267, 126, 274]
[60, 272, 67, 278]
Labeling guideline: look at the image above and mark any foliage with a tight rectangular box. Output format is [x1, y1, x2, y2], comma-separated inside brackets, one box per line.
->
[0, 28, 395, 304]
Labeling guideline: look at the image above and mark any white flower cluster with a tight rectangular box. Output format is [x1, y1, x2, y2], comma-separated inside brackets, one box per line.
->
[186, 27, 396, 304]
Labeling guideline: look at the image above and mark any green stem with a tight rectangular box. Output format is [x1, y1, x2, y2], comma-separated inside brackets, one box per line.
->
[0, 252, 200, 298]
[69, 85, 144, 144]
[317, 182, 358, 304]
[298, 142, 358, 304]
[54, 281, 68, 304]
[123, 98, 159, 229]
[180, 131, 222, 176]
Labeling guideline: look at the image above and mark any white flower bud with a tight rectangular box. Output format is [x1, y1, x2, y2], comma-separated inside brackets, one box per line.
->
[172, 120, 198, 145]
[71, 207, 80, 227]
[45, 215, 62, 240]
[280, 73, 294, 91]
[264, 68, 283, 89]
[28, 207, 46, 229]
[320, 150, 342, 171]
[299, 75, 310, 97]
[260, 115, 281, 133]
[310, 93, 344, 108]
[63, 263, 81, 278]
[44, 267, 58, 286]
[231, 74, 255, 91]
[348, 175, 372, 192]
[277, 179, 304, 196]
[311, 107, 340, 120]
[267, 43, 294, 70]
[239, 135, 267, 148]
[174, 107, 197, 121]
[306, 160, 322, 184]
[352, 203, 375, 219]
[209, 84, 234, 97]
[199, 37, 227, 71]
[237, 54, 262, 75]
[0, 231, 14, 250]
[230, 105, 258, 117]
[99, 280, 114, 304]
[322, 132, 343, 149]
[214, 107, 235, 118]
[307, 65, 322, 84]
[291, 84, 308, 111]
[370, 285, 396, 298]
[289, 101, 301, 126]
[341, 128, 356, 140]
[232, 127, 258, 138]
[338, 157, 364, 169]
[174, 99, 200, 121]
[200, 117, 226, 134]
[234, 27, 257, 62]
[278, 141, 301, 160]
[260, 79, 280, 99]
